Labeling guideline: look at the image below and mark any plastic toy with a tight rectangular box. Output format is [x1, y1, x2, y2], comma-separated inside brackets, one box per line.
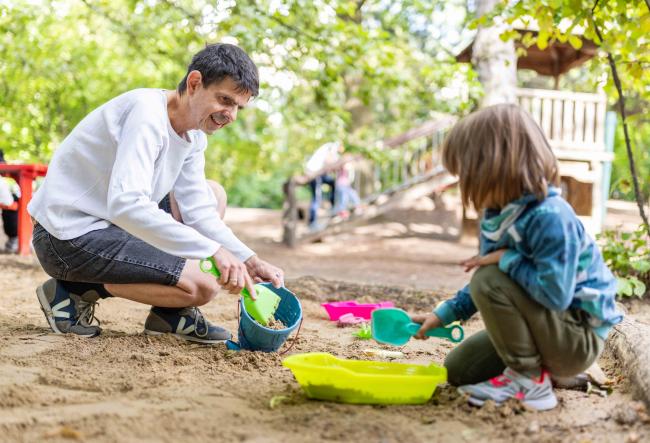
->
[200, 257, 280, 326]
[282, 352, 447, 404]
[321, 300, 394, 321]
[371, 308, 464, 345]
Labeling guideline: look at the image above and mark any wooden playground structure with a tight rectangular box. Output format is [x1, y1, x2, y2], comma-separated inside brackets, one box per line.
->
[283, 31, 615, 245]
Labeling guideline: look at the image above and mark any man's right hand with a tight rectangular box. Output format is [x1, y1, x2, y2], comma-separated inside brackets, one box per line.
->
[212, 248, 256, 299]
[411, 313, 442, 340]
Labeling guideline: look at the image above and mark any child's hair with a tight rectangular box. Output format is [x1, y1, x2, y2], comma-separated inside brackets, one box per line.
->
[441, 103, 560, 210]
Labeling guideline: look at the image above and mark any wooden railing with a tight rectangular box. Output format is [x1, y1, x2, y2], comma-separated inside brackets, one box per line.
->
[282, 115, 457, 246]
[516, 87, 613, 233]
[516, 87, 607, 152]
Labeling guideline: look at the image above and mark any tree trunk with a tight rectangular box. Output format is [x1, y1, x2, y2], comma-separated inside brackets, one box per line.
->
[472, 0, 517, 106]
[607, 317, 650, 407]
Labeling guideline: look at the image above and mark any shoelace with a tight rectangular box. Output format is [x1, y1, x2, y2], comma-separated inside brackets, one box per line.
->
[76, 300, 100, 327]
[191, 307, 209, 338]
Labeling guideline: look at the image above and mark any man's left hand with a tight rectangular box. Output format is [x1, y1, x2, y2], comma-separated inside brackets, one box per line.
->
[245, 256, 285, 288]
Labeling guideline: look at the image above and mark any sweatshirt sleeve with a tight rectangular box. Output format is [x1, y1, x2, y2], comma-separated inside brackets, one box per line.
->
[433, 284, 477, 325]
[172, 141, 255, 262]
[106, 103, 222, 259]
[498, 210, 580, 311]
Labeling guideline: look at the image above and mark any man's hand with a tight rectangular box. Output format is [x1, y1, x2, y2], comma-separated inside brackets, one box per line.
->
[212, 248, 256, 299]
[460, 249, 508, 273]
[245, 255, 285, 288]
[411, 313, 442, 340]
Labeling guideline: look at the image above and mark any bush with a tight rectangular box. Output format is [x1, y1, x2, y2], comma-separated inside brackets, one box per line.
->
[598, 224, 650, 299]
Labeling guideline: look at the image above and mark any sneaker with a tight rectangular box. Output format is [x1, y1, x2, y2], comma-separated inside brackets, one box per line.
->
[36, 279, 102, 337]
[144, 307, 231, 344]
[458, 367, 558, 411]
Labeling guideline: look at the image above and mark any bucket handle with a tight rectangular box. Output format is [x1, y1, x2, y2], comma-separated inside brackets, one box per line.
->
[235, 299, 303, 355]
[279, 317, 303, 356]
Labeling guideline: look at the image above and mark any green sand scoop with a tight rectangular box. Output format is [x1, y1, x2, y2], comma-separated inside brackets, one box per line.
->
[200, 257, 280, 326]
[371, 308, 464, 346]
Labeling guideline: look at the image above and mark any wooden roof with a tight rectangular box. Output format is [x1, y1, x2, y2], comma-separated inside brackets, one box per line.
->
[456, 30, 598, 77]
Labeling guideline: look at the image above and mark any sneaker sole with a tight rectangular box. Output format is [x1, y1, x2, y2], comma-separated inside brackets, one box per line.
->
[36, 285, 98, 338]
[523, 396, 558, 411]
[143, 329, 229, 345]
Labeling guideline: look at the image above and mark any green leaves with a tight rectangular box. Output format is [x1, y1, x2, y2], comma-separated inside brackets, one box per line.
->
[598, 224, 650, 299]
[2, 0, 477, 208]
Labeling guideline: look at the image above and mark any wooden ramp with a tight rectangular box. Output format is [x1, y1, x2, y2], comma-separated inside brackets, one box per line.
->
[282, 116, 457, 246]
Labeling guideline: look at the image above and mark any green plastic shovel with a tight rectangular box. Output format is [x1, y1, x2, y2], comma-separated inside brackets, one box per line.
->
[371, 308, 464, 345]
[200, 257, 280, 326]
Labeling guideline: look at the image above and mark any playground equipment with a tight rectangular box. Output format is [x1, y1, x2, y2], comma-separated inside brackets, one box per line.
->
[282, 115, 458, 246]
[0, 164, 48, 256]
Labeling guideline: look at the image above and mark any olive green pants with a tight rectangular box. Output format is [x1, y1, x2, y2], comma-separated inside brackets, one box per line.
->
[445, 265, 604, 386]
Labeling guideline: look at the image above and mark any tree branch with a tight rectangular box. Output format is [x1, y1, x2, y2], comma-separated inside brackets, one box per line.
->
[591, 3, 650, 238]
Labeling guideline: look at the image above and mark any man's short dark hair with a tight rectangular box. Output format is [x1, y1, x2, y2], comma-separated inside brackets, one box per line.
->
[177, 43, 259, 96]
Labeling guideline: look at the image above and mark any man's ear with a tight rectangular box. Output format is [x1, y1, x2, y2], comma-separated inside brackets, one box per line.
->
[186, 70, 203, 95]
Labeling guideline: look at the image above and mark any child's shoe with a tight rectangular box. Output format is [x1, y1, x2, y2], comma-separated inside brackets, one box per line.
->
[144, 307, 231, 344]
[458, 367, 557, 411]
[36, 279, 101, 337]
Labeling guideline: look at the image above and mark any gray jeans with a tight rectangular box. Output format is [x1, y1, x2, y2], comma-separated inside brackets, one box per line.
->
[445, 265, 604, 386]
[32, 195, 186, 287]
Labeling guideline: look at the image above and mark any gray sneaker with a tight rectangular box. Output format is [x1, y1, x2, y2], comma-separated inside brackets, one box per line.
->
[36, 279, 102, 337]
[458, 367, 558, 411]
[144, 307, 231, 344]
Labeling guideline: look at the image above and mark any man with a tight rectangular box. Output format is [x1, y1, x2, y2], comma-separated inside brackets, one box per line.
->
[29, 43, 284, 343]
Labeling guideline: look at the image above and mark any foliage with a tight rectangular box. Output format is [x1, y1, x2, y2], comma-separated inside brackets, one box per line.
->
[0, 0, 478, 208]
[487, 0, 650, 206]
[598, 224, 650, 299]
[610, 116, 650, 202]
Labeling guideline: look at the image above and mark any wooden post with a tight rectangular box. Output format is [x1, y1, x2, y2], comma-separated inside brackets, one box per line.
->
[282, 179, 298, 247]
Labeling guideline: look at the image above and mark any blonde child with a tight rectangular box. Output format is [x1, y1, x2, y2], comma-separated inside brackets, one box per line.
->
[412, 104, 623, 411]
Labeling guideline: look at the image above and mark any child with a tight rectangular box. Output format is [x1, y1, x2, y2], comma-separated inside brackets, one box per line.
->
[333, 160, 361, 218]
[411, 104, 623, 411]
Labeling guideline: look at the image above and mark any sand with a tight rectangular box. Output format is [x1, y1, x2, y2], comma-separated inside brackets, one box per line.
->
[0, 202, 648, 442]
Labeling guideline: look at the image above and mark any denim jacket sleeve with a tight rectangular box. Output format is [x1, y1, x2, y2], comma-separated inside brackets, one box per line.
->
[497, 210, 580, 311]
[433, 284, 477, 325]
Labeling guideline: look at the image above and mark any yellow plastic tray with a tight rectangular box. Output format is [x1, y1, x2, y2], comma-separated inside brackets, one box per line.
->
[282, 352, 447, 405]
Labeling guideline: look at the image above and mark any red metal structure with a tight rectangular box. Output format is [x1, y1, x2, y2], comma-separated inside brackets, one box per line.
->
[0, 164, 48, 255]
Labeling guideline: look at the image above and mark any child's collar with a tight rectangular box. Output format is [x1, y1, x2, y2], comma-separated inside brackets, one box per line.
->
[481, 186, 560, 242]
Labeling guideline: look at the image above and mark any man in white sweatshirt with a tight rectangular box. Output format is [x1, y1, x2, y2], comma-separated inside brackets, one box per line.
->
[29, 43, 284, 343]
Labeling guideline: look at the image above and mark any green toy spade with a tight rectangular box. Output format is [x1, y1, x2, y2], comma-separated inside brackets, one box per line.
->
[200, 257, 280, 326]
[371, 308, 464, 345]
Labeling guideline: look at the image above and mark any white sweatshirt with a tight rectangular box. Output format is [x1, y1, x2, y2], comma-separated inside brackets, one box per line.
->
[28, 89, 255, 261]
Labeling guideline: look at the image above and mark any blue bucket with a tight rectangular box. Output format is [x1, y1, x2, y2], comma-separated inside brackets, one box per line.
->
[232, 283, 302, 353]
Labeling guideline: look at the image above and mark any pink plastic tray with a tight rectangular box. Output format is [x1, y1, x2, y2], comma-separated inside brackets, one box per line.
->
[321, 300, 395, 321]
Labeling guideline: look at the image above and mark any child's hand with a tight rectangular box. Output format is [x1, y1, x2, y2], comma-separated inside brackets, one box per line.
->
[411, 313, 442, 340]
[460, 255, 481, 272]
[460, 249, 508, 272]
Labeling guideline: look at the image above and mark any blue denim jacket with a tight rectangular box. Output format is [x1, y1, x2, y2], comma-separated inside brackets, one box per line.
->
[434, 187, 623, 339]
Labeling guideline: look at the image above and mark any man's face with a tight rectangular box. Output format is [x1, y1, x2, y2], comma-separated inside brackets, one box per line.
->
[187, 73, 253, 134]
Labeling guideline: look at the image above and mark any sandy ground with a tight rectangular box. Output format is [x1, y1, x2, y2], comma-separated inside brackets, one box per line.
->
[1, 197, 649, 442]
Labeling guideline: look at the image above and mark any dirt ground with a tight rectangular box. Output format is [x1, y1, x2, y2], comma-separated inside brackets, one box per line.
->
[1, 197, 649, 442]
